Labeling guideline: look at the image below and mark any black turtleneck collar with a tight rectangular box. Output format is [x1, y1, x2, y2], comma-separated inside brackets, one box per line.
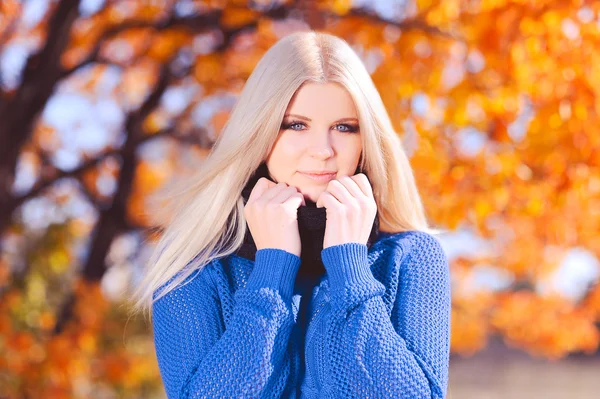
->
[234, 162, 380, 287]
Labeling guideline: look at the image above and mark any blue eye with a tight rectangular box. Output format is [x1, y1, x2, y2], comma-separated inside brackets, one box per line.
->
[336, 124, 359, 133]
[280, 121, 306, 131]
[280, 120, 359, 134]
[288, 122, 305, 131]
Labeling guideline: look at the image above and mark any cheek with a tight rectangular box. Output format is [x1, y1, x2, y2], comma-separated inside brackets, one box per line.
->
[267, 135, 304, 180]
[272, 134, 305, 158]
[334, 136, 362, 171]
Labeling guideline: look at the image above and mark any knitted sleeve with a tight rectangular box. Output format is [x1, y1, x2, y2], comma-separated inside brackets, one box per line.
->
[319, 231, 451, 398]
[152, 248, 301, 399]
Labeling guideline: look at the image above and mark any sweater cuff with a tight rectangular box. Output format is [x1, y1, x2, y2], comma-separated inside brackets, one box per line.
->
[245, 248, 301, 301]
[321, 243, 378, 294]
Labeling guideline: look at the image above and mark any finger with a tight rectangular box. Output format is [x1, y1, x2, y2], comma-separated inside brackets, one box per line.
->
[256, 182, 288, 204]
[326, 179, 356, 205]
[351, 173, 374, 198]
[290, 187, 307, 206]
[248, 177, 275, 202]
[317, 190, 339, 209]
[272, 185, 305, 206]
[270, 186, 301, 205]
[284, 192, 306, 209]
[336, 176, 365, 200]
[299, 192, 306, 206]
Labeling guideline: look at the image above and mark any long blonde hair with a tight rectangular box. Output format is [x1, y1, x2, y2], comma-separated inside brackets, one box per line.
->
[127, 30, 443, 319]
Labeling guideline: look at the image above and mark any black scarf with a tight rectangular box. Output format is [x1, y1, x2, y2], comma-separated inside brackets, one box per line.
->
[235, 162, 380, 287]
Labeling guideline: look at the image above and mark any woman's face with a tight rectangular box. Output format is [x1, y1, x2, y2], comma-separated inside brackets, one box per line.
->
[265, 82, 362, 204]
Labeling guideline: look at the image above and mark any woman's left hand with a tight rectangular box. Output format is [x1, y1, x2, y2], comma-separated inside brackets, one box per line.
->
[316, 173, 378, 249]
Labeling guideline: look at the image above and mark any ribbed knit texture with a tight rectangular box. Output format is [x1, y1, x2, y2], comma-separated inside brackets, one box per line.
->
[152, 230, 451, 398]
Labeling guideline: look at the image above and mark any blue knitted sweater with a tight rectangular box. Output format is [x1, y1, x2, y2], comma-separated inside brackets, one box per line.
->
[152, 230, 451, 398]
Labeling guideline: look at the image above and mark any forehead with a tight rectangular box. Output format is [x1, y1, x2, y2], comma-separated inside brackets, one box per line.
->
[285, 82, 358, 119]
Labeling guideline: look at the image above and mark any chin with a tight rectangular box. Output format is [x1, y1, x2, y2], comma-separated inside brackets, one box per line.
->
[302, 189, 323, 204]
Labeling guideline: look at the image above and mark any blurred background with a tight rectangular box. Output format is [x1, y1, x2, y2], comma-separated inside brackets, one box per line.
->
[1, 0, 599, 398]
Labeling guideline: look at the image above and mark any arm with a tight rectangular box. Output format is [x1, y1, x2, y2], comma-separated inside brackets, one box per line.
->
[319, 232, 451, 398]
[152, 248, 301, 398]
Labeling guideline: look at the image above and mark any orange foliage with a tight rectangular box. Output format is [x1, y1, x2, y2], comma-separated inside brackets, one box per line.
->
[3, 0, 600, 396]
[491, 291, 599, 359]
[0, 280, 159, 397]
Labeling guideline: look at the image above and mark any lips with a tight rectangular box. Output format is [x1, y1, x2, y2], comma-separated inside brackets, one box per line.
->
[300, 171, 337, 175]
[299, 171, 337, 182]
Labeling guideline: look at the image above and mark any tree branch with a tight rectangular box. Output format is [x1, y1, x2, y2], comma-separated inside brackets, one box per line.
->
[60, 9, 224, 79]
[60, 2, 300, 79]
[0, 1, 21, 47]
[0, 0, 82, 236]
[348, 8, 458, 40]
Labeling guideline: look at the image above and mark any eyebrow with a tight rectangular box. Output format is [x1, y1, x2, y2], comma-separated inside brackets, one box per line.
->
[283, 114, 358, 123]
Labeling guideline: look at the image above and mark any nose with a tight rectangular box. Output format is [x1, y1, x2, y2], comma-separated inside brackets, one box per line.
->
[308, 131, 334, 159]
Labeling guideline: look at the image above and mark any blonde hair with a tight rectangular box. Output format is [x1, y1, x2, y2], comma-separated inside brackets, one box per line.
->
[127, 30, 443, 319]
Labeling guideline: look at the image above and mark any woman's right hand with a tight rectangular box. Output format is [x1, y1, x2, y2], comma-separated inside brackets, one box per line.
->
[244, 177, 305, 257]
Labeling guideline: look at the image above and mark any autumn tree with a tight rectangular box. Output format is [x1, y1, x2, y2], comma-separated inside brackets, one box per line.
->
[0, 0, 599, 397]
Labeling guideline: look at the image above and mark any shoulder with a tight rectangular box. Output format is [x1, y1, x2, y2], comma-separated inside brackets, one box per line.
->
[152, 258, 220, 305]
[376, 230, 448, 273]
[151, 260, 225, 341]
[378, 230, 445, 253]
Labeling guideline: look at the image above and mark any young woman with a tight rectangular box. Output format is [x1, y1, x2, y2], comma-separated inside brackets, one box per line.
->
[129, 30, 451, 398]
